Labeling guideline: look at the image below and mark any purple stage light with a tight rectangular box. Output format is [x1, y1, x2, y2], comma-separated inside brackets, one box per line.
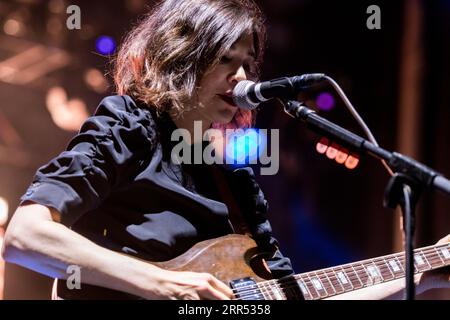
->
[95, 36, 116, 55]
[316, 92, 335, 111]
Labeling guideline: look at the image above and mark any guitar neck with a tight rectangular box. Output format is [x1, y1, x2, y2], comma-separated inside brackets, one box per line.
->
[252, 242, 450, 300]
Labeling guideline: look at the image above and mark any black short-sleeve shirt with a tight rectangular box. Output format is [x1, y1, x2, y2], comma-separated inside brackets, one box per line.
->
[21, 96, 272, 260]
[20, 95, 293, 297]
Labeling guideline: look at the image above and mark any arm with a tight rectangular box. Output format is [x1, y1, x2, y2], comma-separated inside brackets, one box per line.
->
[324, 275, 422, 300]
[0, 227, 4, 299]
[326, 234, 450, 300]
[1, 97, 232, 300]
[2, 203, 233, 300]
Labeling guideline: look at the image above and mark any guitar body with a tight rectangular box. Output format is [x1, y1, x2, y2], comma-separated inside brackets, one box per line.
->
[55, 233, 450, 300]
[154, 234, 270, 283]
[55, 234, 272, 300]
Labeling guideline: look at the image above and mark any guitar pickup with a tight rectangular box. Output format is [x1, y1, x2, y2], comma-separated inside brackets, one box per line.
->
[229, 277, 265, 300]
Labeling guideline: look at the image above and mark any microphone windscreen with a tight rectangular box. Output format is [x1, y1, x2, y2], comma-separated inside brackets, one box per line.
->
[232, 80, 259, 110]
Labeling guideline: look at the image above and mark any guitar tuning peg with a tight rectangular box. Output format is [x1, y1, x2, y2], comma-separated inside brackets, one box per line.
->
[316, 137, 329, 154]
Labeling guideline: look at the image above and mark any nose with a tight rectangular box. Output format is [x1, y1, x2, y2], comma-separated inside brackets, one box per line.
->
[228, 65, 247, 85]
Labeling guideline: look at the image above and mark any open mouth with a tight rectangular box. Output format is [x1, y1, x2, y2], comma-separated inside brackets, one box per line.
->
[217, 94, 238, 108]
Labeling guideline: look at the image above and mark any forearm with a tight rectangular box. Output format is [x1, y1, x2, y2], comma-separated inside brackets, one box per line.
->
[0, 228, 5, 299]
[3, 210, 167, 299]
[324, 274, 423, 300]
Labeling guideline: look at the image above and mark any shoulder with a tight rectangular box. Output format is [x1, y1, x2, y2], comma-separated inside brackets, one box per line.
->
[95, 95, 141, 113]
[68, 95, 159, 152]
[94, 95, 155, 126]
[85, 95, 157, 138]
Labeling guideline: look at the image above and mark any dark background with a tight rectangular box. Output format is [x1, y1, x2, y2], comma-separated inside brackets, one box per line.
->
[0, 0, 449, 299]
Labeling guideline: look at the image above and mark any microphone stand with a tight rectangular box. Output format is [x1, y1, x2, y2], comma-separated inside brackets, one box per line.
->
[283, 100, 450, 300]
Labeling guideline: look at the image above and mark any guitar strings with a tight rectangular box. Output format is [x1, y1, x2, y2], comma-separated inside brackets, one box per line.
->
[233, 252, 447, 300]
[229, 244, 450, 300]
[233, 253, 444, 300]
[248, 243, 449, 295]
[233, 253, 448, 300]
[231, 248, 448, 297]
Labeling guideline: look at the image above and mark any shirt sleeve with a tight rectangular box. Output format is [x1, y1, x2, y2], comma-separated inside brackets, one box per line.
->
[20, 95, 157, 226]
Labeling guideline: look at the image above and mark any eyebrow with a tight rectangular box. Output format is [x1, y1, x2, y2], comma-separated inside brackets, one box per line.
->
[226, 48, 256, 60]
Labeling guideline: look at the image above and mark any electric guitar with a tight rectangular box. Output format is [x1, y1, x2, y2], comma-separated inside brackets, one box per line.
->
[55, 234, 450, 300]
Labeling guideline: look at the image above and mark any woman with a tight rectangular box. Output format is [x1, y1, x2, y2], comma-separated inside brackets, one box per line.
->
[1, 0, 449, 300]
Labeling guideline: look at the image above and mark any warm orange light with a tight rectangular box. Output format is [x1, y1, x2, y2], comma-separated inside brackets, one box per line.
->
[46, 87, 89, 132]
[3, 19, 25, 36]
[326, 142, 340, 160]
[316, 137, 329, 154]
[345, 153, 360, 170]
[335, 148, 349, 164]
[84, 69, 109, 93]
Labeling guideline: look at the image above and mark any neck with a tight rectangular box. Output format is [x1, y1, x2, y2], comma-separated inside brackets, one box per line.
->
[170, 108, 212, 145]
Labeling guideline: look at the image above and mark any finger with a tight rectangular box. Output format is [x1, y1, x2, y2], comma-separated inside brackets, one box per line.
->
[207, 275, 234, 299]
[199, 284, 231, 300]
[437, 234, 450, 245]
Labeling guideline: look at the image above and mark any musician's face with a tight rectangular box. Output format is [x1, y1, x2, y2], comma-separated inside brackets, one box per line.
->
[196, 33, 257, 125]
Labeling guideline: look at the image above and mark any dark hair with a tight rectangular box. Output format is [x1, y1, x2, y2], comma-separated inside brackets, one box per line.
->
[113, 0, 265, 128]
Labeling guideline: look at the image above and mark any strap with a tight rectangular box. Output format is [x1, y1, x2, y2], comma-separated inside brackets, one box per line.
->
[209, 165, 251, 236]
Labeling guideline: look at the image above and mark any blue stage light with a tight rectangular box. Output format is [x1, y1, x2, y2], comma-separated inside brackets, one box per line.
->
[95, 36, 116, 55]
[225, 129, 266, 165]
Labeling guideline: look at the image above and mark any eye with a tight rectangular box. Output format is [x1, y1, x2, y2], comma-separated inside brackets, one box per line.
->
[243, 63, 258, 79]
[220, 55, 233, 64]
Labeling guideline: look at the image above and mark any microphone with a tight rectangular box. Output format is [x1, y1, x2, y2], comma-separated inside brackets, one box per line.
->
[232, 74, 326, 110]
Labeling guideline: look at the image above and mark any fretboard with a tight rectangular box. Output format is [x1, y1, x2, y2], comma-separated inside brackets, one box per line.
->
[248, 242, 450, 300]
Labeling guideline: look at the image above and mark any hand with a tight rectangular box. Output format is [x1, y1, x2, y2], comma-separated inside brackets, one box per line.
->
[417, 234, 450, 294]
[155, 270, 234, 300]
